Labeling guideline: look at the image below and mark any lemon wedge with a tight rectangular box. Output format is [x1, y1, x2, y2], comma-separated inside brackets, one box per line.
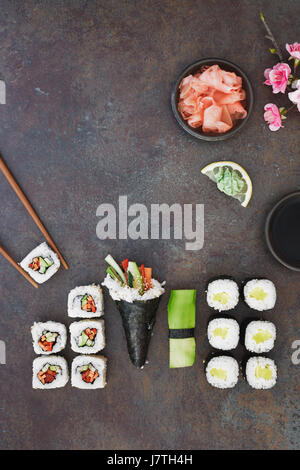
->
[201, 161, 253, 207]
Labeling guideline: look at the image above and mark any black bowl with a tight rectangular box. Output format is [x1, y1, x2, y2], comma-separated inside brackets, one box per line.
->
[265, 191, 300, 271]
[171, 58, 254, 141]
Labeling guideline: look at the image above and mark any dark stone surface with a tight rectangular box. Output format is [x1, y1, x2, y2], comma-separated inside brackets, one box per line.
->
[0, 0, 299, 450]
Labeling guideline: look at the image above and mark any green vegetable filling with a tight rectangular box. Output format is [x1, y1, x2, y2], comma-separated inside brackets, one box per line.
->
[255, 365, 272, 380]
[249, 287, 267, 301]
[213, 327, 229, 339]
[213, 292, 229, 305]
[210, 368, 227, 380]
[253, 329, 272, 344]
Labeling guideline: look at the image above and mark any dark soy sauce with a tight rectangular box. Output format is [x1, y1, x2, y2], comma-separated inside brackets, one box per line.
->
[271, 198, 300, 268]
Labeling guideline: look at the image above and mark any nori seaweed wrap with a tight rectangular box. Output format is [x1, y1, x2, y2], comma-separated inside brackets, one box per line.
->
[115, 297, 161, 368]
[102, 254, 165, 369]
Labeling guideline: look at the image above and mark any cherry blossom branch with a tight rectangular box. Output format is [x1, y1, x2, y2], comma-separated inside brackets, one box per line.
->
[260, 13, 283, 62]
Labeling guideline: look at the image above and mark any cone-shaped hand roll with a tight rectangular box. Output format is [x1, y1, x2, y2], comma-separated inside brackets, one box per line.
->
[115, 297, 161, 368]
[168, 289, 196, 368]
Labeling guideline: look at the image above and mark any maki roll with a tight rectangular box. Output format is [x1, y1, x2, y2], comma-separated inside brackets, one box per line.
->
[246, 356, 277, 389]
[69, 320, 105, 354]
[20, 242, 60, 284]
[32, 356, 69, 389]
[207, 318, 239, 350]
[31, 321, 67, 355]
[71, 355, 107, 389]
[206, 356, 239, 389]
[206, 279, 239, 312]
[68, 285, 103, 318]
[102, 255, 165, 368]
[244, 279, 276, 311]
[245, 321, 276, 353]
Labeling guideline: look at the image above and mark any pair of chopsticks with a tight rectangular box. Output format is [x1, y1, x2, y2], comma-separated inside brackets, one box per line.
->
[0, 156, 68, 288]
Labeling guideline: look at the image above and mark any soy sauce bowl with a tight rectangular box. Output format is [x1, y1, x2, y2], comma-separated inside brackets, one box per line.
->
[171, 58, 254, 142]
[265, 191, 300, 271]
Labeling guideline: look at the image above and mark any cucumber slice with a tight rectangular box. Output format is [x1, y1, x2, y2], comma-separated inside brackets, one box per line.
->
[127, 270, 134, 288]
[49, 365, 60, 373]
[127, 262, 144, 294]
[39, 266, 47, 274]
[44, 257, 53, 267]
[81, 294, 89, 308]
[86, 339, 94, 347]
[78, 365, 89, 373]
[45, 333, 57, 343]
[105, 255, 127, 285]
[78, 332, 88, 347]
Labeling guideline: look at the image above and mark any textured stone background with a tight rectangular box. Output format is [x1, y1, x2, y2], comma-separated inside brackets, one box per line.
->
[0, 0, 299, 450]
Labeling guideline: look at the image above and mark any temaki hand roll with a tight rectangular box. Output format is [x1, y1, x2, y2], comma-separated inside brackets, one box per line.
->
[102, 255, 165, 368]
[168, 289, 196, 368]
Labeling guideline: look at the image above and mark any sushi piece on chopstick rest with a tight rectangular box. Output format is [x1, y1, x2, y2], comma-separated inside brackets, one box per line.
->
[102, 254, 165, 368]
[168, 289, 196, 368]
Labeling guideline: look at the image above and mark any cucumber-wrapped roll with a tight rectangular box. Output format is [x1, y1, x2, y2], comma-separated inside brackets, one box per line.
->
[168, 289, 196, 368]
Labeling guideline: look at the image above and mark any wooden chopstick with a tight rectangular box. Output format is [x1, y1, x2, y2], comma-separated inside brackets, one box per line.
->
[0, 244, 39, 288]
[0, 156, 69, 270]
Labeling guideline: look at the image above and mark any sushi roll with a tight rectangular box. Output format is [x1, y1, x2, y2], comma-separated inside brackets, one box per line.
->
[71, 355, 107, 389]
[207, 318, 239, 350]
[32, 355, 69, 389]
[206, 279, 239, 312]
[243, 279, 276, 311]
[69, 320, 105, 354]
[68, 285, 103, 318]
[20, 242, 60, 284]
[245, 321, 276, 353]
[246, 356, 277, 389]
[31, 321, 67, 355]
[102, 255, 165, 368]
[206, 356, 239, 389]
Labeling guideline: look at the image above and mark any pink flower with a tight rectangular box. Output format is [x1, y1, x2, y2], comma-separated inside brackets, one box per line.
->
[286, 42, 300, 60]
[264, 103, 283, 131]
[264, 63, 291, 93]
[288, 80, 300, 112]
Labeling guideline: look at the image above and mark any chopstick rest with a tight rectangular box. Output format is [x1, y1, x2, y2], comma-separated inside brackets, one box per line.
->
[168, 289, 196, 368]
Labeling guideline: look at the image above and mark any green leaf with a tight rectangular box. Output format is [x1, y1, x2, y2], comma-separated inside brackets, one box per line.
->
[215, 167, 245, 197]
[269, 48, 276, 54]
[260, 12, 265, 21]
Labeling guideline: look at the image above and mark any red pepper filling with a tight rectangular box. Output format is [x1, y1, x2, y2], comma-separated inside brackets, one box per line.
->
[81, 295, 96, 313]
[81, 369, 99, 384]
[37, 368, 57, 384]
[84, 328, 97, 340]
[38, 334, 55, 352]
[29, 257, 40, 271]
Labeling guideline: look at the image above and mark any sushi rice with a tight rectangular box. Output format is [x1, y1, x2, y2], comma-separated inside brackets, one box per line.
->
[102, 274, 165, 303]
[245, 321, 276, 353]
[69, 320, 105, 354]
[71, 355, 107, 389]
[20, 242, 60, 284]
[207, 318, 239, 350]
[68, 285, 104, 318]
[246, 356, 277, 389]
[32, 355, 69, 389]
[206, 356, 239, 389]
[31, 321, 67, 355]
[244, 279, 276, 311]
[206, 279, 239, 312]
